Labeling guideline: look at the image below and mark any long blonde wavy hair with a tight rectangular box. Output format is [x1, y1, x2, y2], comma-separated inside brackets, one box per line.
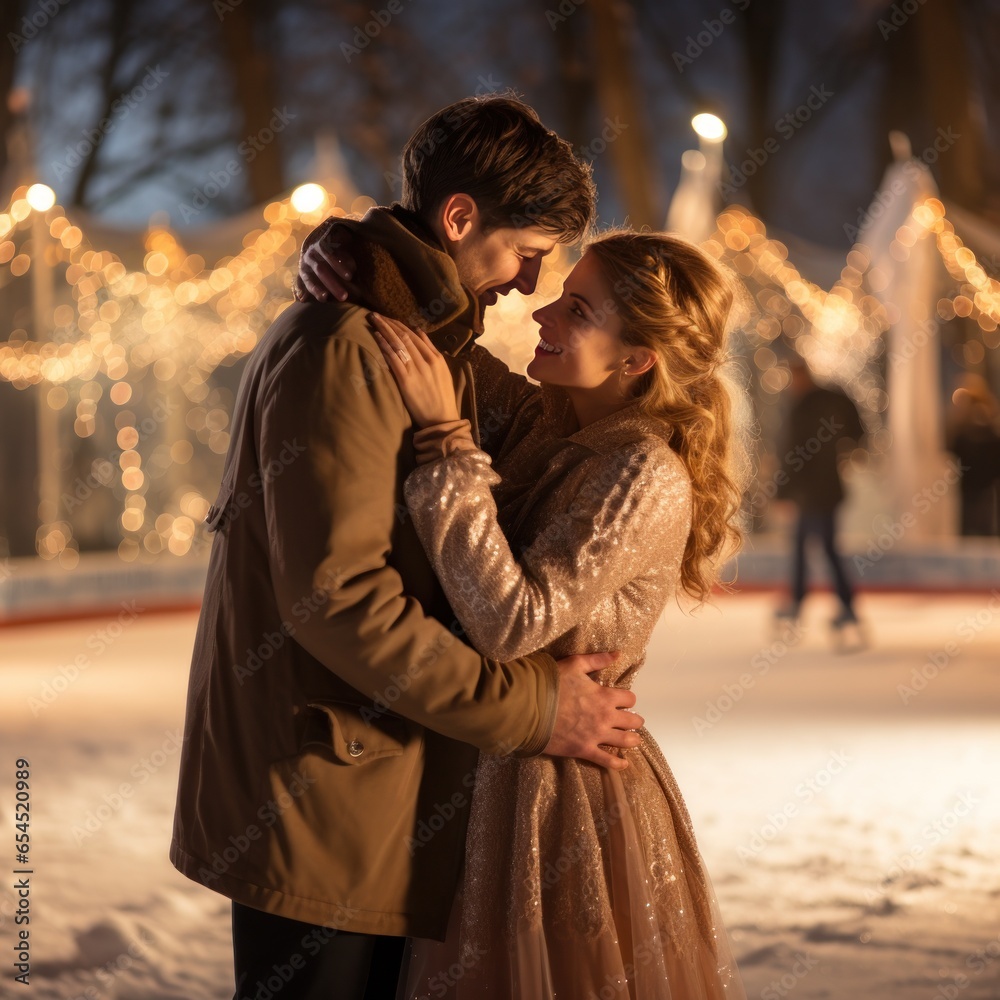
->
[585, 230, 749, 604]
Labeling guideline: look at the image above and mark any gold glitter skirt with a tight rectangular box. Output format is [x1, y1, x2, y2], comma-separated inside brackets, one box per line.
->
[400, 733, 746, 999]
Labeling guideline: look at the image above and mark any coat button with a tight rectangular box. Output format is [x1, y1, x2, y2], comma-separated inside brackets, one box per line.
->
[347, 740, 365, 757]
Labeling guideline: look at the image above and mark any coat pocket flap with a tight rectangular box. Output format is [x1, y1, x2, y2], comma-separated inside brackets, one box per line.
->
[303, 700, 409, 765]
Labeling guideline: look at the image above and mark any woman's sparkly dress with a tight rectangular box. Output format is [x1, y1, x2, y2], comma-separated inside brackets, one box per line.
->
[400, 346, 746, 1000]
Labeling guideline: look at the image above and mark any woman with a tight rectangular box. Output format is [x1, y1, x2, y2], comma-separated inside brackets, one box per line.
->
[368, 230, 749, 999]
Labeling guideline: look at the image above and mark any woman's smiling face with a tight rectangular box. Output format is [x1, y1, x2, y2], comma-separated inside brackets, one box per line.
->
[525, 251, 627, 389]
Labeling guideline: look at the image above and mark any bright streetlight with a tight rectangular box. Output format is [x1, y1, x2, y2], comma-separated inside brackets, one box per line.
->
[691, 113, 727, 142]
[26, 183, 56, 212]
[290, 183, 327, 214]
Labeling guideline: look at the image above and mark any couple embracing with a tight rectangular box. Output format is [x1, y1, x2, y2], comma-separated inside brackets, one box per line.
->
[171, 93, 748, 1000]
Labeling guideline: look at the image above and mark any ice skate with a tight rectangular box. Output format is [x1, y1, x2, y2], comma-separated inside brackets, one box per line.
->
[829, 608, 868, 653]
[771, 601, 801, 641]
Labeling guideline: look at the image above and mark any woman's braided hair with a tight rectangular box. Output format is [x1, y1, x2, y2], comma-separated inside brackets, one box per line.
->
[585, 230, 749, 603]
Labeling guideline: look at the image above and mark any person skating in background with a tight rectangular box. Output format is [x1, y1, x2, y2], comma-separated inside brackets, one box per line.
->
[774, 356, 866, 641]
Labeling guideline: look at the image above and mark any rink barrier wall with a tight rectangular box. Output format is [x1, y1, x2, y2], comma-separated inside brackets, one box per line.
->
[1, 535, 998, 625]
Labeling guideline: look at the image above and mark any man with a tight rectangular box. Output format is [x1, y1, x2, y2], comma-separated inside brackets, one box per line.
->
[774, 356, 865, 634]
[171, 94, 643, 1000]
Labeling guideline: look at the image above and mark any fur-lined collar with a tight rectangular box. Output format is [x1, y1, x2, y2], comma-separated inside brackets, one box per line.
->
[332, 206, 484, 355]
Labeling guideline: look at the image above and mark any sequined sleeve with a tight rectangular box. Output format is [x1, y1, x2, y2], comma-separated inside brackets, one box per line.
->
[403, 440, 693, 661]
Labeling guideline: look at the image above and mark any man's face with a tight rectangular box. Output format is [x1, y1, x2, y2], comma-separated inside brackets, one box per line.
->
[449, 222, 557, 308]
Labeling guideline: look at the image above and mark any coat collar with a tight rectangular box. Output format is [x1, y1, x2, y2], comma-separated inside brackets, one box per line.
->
[333, 205, 484, 356]
[537, 385, 674, 455]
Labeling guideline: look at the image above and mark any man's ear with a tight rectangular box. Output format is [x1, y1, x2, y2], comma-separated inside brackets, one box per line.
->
[438, 194, 479, 244]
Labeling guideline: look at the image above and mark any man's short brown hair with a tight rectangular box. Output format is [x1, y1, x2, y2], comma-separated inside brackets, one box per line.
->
[400, 93, 596, 244]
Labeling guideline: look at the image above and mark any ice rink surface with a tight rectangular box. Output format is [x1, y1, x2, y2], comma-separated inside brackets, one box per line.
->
[1, 590, 998, 999]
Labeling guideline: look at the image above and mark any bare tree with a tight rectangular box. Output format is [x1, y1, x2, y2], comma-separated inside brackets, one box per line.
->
[219, 0, 287, 204]
[0, 1, 21, 189]
[588, 0, 663, 228]
[911, 0, 985, 210]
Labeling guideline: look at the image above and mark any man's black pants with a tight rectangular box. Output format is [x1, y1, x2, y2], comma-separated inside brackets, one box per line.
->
[232, 901, 406, 1000]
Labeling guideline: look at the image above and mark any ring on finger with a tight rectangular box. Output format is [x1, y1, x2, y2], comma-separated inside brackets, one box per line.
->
[397, 349, 411, 363]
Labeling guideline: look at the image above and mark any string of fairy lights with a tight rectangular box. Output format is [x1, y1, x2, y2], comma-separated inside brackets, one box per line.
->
[0, 181, 364, 566]
[0, 180, 998, 565]
[703, 199, 1000, 401]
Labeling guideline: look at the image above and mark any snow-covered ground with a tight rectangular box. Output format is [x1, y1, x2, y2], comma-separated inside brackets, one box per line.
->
[1, 590, 998, 999]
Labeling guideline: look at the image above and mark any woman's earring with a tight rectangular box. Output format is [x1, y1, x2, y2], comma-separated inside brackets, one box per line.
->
[618, 362, 632, 396]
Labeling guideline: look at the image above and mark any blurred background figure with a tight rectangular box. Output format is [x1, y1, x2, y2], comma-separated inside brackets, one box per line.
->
[774, 357, 866, 642]
[945, 373, 1000, 537]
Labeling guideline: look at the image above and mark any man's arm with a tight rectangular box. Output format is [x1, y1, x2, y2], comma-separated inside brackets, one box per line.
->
[258, 325, 561, 755]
